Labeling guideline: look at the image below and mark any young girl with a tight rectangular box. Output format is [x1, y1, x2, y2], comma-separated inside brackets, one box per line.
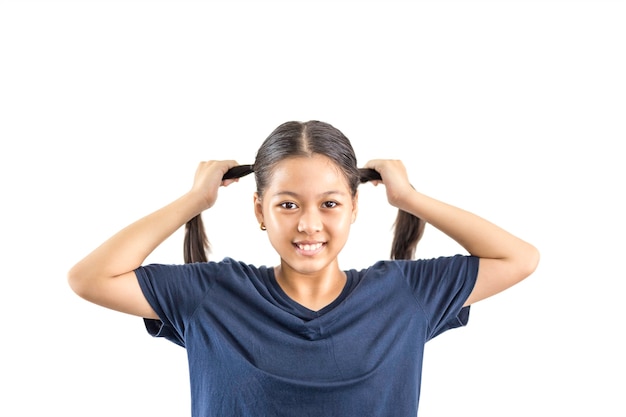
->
[68, 120, 539, 417]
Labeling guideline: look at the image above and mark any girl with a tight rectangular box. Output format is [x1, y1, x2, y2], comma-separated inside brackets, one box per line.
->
[68, 120, 539, 417]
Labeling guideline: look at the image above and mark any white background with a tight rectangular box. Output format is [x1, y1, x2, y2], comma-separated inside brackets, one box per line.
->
[1, 1, 624, 416]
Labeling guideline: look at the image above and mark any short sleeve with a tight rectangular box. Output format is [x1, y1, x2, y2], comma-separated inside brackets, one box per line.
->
[135, 262, 216, 347]
[396, 255, 479, 340]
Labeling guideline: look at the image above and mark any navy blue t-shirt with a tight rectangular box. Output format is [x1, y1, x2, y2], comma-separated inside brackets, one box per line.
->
[136, 255, 478, 417]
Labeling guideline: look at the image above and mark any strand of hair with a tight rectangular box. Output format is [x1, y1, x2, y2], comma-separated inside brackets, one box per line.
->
[223, 165, 254, 180]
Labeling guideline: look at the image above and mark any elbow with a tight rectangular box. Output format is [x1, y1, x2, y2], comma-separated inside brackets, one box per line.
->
[67, 264, 92, 300]
[519, 243, 540, 281]
[67, 266, 83, 297]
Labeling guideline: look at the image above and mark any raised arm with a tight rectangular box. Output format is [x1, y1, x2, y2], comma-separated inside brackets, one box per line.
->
[364, 159, 539, 306]
[67, 160, 240, 318]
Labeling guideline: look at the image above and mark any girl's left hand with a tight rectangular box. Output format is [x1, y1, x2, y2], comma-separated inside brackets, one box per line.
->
[363, 159, 414, 208]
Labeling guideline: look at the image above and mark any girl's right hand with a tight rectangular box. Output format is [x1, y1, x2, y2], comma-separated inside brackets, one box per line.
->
[67, 158, 241, 320]
[190, 160, 240, 211]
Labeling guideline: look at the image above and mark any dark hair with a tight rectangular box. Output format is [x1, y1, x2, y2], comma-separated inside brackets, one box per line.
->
[184, 120, 425, 263]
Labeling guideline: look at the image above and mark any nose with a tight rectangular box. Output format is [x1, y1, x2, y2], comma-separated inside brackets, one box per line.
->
[297, 208, 322, 234]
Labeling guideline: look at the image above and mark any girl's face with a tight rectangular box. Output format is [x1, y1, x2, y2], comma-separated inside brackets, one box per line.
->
[254, 154, 358, 278]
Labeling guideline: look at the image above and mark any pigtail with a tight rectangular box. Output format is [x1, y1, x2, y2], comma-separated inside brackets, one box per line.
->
[390, 210, 425, 260]
[184, 215, 209, 263]
[183, 165, 255, 263]
[359, 168, 425, 260]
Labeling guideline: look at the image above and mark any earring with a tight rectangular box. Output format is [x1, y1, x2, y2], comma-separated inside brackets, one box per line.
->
[259, 222, 267, 231]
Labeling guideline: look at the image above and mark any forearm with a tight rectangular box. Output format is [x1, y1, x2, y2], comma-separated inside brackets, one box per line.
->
[69, 192, 205, 281]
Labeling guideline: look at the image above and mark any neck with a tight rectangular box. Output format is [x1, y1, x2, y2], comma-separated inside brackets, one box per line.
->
[274, 263, 346, 311]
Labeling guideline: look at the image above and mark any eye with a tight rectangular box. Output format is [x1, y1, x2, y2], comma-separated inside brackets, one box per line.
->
[322, 201, 338, 208]
[280, 202, 298, 210]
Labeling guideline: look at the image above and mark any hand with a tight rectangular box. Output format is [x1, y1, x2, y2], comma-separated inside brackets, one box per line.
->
[190, 160, 240, 211]
[363, 159, 414, 208]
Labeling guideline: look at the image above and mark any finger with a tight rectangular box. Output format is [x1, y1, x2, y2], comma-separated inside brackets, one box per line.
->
[221, 178, 240, 187]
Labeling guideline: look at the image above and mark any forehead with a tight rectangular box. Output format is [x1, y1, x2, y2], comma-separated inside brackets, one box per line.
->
[268, 155, 350, 193]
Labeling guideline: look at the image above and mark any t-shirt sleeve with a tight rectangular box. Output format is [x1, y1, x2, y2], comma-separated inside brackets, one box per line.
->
[135, 262, 215, 347]
[398, 255, 479, 341]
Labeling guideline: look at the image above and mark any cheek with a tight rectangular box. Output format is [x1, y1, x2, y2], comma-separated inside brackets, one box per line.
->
[330, 212, 355, 232]
[264, 213, 299, 235]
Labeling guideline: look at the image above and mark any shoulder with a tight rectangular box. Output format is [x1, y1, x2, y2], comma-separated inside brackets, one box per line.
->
[212, 257, 271, 281]
[357, 255, 476, 274]
[140, 257, 263, 274]
[392, 254, 478, 276]
[351, 255, 478, 289]
[138, 257, 269, 289]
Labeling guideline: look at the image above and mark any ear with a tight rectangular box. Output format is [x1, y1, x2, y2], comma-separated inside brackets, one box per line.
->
[253, 192, 264, 224]
[351, 190, 359, 224]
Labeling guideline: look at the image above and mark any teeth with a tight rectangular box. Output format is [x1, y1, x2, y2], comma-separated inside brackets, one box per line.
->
[297, 243, 323, 251]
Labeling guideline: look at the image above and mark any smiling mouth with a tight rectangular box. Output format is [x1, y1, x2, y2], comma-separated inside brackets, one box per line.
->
[294, 242, 325, 252]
